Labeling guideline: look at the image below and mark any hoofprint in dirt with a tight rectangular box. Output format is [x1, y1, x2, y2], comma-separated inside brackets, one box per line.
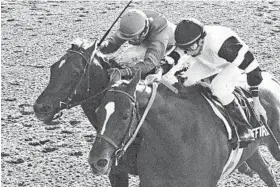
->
[1, 1, 279, 187]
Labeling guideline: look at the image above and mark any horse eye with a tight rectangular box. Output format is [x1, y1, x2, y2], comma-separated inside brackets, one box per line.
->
[123, 112, 130, 120]
[73, 71, 81, 77]
[73, 72, 79, 77]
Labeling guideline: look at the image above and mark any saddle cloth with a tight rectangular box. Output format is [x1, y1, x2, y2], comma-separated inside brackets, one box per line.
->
[200, 86, 261, 139]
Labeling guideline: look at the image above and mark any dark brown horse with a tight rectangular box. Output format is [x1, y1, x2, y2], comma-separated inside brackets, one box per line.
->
[33, 39, 140, 186]
[88, 70, 280, 186]
[33, 40, 279, 186]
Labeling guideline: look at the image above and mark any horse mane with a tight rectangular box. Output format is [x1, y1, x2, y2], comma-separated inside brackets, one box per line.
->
[70, 38, 122, 69]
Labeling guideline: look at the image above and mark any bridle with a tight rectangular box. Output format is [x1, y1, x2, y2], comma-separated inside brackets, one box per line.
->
[95, 89, 141, 165]
[58, 49, 109, 110]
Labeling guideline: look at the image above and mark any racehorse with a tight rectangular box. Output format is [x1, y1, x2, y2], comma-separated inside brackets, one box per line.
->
[88, 70, 280, 187]
[33, 39, 279, 186]
[33, 39, 140, 186]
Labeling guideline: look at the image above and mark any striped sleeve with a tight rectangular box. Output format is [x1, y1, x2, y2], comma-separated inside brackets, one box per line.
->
[217, 36, 263, 90]
[165, 47, 181, 65]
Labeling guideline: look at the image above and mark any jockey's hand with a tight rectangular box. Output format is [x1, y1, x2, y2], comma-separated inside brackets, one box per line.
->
[174, 67, 188, 78]
[120, 68, 133, 78]
[100, 40, 109, 50]
[253, 97, 268, 124]
[145, 68, 162, 85]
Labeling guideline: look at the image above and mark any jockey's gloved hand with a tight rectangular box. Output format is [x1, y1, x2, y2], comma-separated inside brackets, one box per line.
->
[119, 67, 134, 78]
[253, 96, 268, 124]
[174, 67, 188, 78]
[99, 40, 109, 50]
[145, 67, 163, 85]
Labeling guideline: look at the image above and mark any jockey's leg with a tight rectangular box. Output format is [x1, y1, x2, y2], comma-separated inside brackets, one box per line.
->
[118, 45, 147, 67]
[211, 64, 255, 146]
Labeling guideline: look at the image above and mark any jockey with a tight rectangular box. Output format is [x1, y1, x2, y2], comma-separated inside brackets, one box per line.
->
[100, 9, 181, 78]
[174, 18, 267, 145]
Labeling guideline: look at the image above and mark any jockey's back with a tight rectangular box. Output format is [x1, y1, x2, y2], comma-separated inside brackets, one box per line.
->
[142, 10, 176, 47]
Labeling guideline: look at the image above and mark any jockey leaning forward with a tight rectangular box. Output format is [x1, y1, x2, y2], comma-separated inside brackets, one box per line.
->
[173, 18, 268, 145]
[100, 9, 182, 78]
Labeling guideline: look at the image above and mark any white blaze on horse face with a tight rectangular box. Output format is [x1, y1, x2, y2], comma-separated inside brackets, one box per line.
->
[100, 102, 115, 135]
[58, 59, 66, 68]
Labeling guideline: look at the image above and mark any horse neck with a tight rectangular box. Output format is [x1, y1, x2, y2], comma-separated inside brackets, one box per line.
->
[137, 85, 231, 166]
[80, 63, 109, 124]
[138, 85, 206, 141]
[88, 62, 110, 95]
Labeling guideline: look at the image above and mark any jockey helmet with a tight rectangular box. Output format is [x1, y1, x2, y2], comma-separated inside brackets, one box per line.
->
[118, 9, 149, 44]
[175, 18, 205, 48]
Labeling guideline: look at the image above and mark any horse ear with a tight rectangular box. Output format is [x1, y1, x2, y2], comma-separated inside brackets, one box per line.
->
[127, 70, 141, 96]
[86, 40, 98, 60]
[87, 40, 98, 52]
[109, 69, 122, 84]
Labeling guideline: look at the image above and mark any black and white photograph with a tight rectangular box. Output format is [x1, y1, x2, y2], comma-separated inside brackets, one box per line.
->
[1, 0, 280, 186]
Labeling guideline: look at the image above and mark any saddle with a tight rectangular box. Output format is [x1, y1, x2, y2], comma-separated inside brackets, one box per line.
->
[204, 86, 258, 125]
[198, 85, 269, 144]
[157, 75, 269, 148]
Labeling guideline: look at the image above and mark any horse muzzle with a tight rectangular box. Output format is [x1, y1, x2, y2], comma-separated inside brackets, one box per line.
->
[33, 102, 57, 124]
[88, 156, 112, 176]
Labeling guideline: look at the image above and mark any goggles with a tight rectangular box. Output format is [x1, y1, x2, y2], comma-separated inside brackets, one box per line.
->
[178, 40, 200, 54]
[128, 21, 149, 45]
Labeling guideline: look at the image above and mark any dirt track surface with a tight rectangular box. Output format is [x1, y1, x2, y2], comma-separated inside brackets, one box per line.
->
[1, 1, 280, 186]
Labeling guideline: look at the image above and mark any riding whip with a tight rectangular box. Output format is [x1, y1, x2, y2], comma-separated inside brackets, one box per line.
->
[97, 0, 133, 47]
[251, 103, 280, 151]
[259, 118, 280, 151]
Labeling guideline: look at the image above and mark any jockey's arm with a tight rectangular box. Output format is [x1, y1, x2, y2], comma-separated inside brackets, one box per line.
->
[119, 40, 167, 78]
[161, 47, 183, 74]
[217, 36, 263, 96]
[217, 35, 266, 121]
[99, 31, 126, 54]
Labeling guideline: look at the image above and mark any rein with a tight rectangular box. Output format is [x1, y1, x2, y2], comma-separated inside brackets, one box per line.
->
[121, 82, 158, 152]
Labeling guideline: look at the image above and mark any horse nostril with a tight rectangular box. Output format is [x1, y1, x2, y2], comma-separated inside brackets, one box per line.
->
[41, 105, 52, 113]
[34, 103, 52, 114]
[97, 159, 108, 168]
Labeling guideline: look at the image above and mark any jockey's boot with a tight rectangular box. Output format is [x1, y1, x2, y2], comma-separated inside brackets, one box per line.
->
[225, 101, 255, 147]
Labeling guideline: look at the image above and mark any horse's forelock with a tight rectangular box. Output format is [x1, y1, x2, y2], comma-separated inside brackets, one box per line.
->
[70, 38, 91, 50]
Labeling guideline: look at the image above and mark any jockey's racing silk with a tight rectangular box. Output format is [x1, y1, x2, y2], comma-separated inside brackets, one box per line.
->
[100, 10, 176, 75]
[184, 25, 263, 87]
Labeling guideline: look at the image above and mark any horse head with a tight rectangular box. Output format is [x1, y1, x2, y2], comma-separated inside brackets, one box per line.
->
[88, 70, 142, 175]
[33, 38, 112, 124]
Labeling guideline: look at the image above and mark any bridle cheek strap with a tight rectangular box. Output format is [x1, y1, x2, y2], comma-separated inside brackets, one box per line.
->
[121, 82, 158, 153]
[94, 82, 158, 166]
